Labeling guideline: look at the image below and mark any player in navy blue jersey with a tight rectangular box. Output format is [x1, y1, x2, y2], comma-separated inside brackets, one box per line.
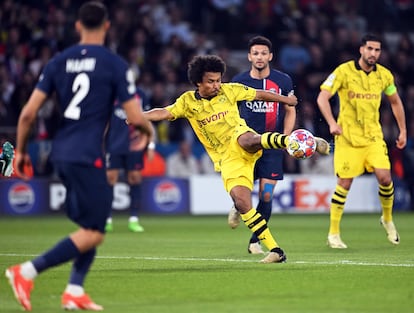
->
[5, 2, 153, 311]
[105, 88, 155, 233]
[229, 36, 297, 254]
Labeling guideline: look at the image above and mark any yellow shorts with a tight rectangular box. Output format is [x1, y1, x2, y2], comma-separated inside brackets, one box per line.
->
[334, 135, 390, 178]
[220, 125, 262, 192]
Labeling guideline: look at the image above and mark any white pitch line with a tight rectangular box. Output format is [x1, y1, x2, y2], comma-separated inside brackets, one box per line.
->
[1, 253, 413, 267]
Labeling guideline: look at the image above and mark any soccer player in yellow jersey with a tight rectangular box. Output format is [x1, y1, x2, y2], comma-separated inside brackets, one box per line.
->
[317, 34, 407, 249]
[144, 54, 330, 263]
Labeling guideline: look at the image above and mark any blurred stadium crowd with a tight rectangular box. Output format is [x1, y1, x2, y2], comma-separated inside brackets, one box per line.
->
[0, 0, 413, 197]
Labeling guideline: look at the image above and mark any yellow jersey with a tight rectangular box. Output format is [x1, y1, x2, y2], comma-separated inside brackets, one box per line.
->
[165, 83, 257, 167]
[320, 60, 397, 147]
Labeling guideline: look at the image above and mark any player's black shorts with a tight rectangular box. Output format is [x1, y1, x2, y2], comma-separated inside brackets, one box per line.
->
[105, 151, 144, 171]
[254, 149, 284, 180]
[54, 162, 112, 233]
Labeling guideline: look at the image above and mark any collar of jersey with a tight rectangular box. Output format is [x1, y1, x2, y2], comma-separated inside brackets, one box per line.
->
[354, 60, 377, 73]
[195, 90, 215, 101]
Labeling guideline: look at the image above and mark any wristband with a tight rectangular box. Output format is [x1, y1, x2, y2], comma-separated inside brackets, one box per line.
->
[148, 142, 156, 150]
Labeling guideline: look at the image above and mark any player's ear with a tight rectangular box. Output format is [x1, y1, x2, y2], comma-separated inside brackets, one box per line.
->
[75, 20, 82, 34]
[104, 20, 110, 32]
[269, 52, 273, 62]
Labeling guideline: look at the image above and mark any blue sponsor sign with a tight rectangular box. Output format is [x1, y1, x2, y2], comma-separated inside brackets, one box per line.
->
[0, 179, 49, 215]
[141, 178, 189, 214]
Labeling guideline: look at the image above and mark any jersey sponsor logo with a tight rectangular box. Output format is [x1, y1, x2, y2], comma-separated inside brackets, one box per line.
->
[348, 91, 380, 100]
[66, 58, 96, 73]
[8, 182, 35, 213]
[245, 100, 275, 112]
[197, 111, 228, 127]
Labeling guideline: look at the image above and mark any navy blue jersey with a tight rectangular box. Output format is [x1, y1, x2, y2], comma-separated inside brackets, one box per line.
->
[232, 69, 294, 180]
[232, 69, 293, 133]
[106, 88, 149, 154]
[36, 44, 136, 165]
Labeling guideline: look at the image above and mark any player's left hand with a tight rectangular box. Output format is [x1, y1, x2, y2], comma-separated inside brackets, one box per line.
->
[396, 132, 407, 149]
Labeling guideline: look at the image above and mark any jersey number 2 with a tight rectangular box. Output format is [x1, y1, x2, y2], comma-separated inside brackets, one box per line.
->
[64, 73, 90, 120]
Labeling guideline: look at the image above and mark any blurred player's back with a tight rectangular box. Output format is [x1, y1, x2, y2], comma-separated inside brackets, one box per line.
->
[37, 45, 135, 166]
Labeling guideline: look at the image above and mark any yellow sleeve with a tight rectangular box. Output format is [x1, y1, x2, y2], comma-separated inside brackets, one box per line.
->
[165, 93, 189, 120]
[226, 83, 257, 102]
[320, 67, 342, 95]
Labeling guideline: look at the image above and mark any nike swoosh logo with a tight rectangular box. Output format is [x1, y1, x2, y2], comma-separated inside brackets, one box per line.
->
[271, 173, 279, 177]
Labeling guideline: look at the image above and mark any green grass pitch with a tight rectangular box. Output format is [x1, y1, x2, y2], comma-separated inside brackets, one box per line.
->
[0, 213, 413, 312]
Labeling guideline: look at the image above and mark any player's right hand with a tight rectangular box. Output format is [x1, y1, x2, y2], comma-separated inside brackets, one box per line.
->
[286, 93, 298, 106]
[15, 152, 33, 180]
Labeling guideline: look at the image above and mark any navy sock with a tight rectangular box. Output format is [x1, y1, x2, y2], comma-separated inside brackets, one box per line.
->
[130, 184, 142, 217]
[69, 248, 96, 286]
[32, 237, 80, 274]
[250, 200, 272, 243]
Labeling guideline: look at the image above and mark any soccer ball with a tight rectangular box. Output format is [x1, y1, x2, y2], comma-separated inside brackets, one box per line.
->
[286, 129, 317, 159]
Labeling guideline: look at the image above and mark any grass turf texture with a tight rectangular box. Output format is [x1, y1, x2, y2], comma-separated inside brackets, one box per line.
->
[0, 213, 413, 312]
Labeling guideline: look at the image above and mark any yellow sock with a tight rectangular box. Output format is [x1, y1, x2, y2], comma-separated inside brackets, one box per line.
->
[329, 185, 349, 235]
[379, 183, 394, 222]
[241, 208, 278, 250]
[261, 132, 288, 149]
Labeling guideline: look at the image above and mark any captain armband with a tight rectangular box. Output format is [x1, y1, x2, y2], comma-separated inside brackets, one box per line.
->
[384, 84, 397, 96]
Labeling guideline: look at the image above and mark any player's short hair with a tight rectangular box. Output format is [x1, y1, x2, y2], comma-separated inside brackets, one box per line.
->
[361, 34, 382, 46]
[248, 36, 272, 52]
[187, 55, 226, 86]
[78, 1, 108, 29]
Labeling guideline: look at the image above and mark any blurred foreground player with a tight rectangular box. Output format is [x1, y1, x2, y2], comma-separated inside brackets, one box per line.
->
[5, 2, 153, 311]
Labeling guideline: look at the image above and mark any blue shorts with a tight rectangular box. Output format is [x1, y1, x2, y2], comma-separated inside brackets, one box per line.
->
[54, 162, 112, 233]
[254, 149, 284, 181]
[105, 151, 144, 171]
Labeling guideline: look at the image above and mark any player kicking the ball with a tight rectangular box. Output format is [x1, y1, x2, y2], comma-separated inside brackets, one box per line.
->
[142, 54, 330, 264]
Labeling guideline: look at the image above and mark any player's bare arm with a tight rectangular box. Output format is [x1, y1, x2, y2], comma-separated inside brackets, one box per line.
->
[123, 97, 154, 137]
[255, 90, 298, 106]
[317, 89, 342, 135]
[16, 88, 47, 179]
[283, 105, 296, 135]
[387, 92, 407, 149]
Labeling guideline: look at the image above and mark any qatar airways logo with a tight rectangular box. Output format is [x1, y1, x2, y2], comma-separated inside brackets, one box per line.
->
[348, 91, 380, 100]
[197, 111, 228, 127]
[245, 100, 275, 112]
